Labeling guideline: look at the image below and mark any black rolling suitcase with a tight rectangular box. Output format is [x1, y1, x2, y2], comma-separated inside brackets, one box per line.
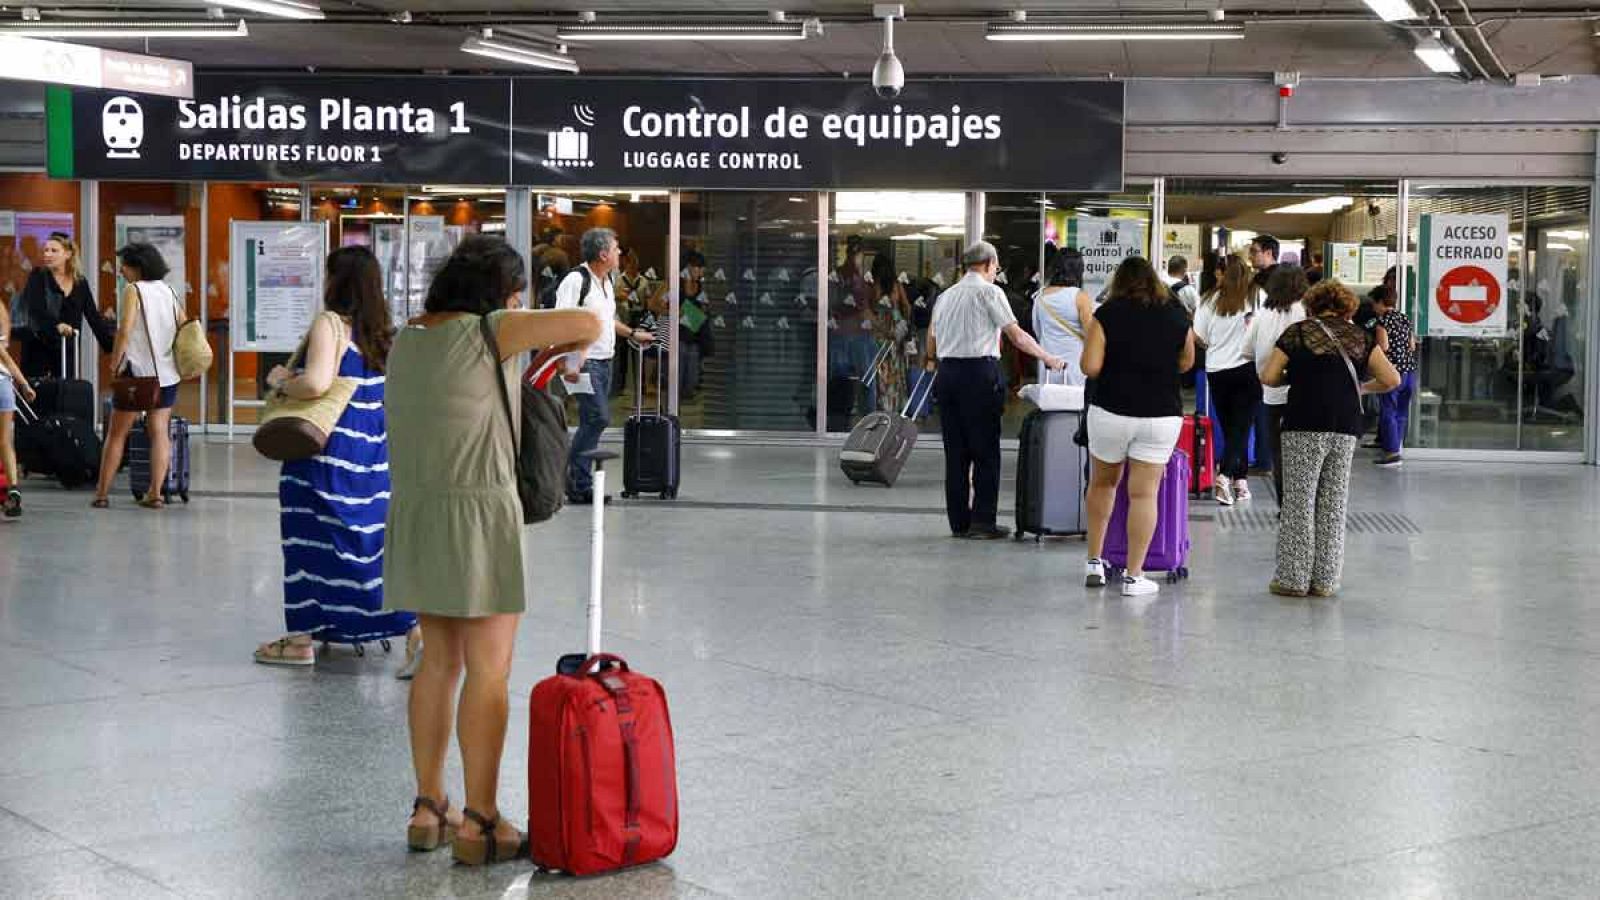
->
[622, 341, 680, 500]
[15, 339, 100, 488]
[127, 415, 191, 503]
[1014, 408, 1088, 540]
[839, 370, 935, 487]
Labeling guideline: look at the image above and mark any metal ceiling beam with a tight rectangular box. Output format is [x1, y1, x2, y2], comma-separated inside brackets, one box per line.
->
[1453, 0, 1514, 81]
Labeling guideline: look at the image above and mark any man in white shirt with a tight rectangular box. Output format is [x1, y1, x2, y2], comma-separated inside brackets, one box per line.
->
[926, 241, 1065, 540]
[558, 227, 653, 504]
[1165, 255, 1201, 315]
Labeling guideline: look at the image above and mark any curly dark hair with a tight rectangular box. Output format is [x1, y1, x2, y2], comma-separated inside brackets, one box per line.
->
[1263, 264, 1310, 313]
[1303, 279, 1360, 319]
[117, 242, 170, 282]
[324, 246, 392, 372]
[425, 235, 528, 316]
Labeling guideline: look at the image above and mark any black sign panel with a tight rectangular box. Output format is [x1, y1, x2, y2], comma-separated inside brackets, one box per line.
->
[512, 78, 1123, 191]
[57, 74, 1123, 191]
[65, 73, 512, 184]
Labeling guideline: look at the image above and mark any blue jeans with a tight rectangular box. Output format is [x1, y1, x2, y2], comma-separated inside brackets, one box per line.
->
[1378, 370, 1418, 454]
[828, 331, 879, 414]
[566, 359, 613, 497]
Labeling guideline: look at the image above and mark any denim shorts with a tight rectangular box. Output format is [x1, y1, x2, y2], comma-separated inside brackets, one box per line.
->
[0, 376, 15, 414]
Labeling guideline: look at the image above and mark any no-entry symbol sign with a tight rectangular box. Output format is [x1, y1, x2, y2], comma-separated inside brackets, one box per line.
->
[1420, 213, 1510, 338]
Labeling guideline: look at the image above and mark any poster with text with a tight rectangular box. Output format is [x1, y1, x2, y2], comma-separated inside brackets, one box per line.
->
[407, 216, 452, 317]
[115, 215, 186, 310]
[1065, 215, 1147, 298]
[15, 212, 74, 267]
[371, 222, 404, 323]
[1418, 213, 1509, 338]
[1360, 245, 1392, 285]
[1161, 224, 1201, 269]
[231, 221, 327, 353]
[1327, 242, 1361, 282]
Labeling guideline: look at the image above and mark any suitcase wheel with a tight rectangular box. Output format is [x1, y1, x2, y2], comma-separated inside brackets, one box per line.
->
[353, 643, 366, 657]
[180, 491, 190, 504]
[380, 639, 393, 653]
[620, 491, 634, 500]
[661, 489, 674, 500]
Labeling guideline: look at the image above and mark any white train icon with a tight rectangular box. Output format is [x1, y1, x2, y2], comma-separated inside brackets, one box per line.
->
[102, 96, 144, 160]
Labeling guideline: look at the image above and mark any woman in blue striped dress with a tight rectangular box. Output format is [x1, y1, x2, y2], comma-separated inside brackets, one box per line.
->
[254, 247, 418, 671]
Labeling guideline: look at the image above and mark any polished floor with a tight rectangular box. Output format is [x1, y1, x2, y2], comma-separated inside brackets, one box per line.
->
[2, 439, 1599, 899]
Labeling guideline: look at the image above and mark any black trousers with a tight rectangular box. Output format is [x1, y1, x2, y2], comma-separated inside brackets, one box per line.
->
[1208, 363, 1262, 481]
[934, 357, 1004, 534]
[1264, 404, 1287, 504]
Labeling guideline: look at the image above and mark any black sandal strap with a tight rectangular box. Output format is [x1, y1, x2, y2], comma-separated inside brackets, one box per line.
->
[462, 808, 500, 859]
[412, 795, 450, 825]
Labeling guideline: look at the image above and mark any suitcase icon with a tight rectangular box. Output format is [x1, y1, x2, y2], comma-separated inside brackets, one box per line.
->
[548, 126, 589, 161]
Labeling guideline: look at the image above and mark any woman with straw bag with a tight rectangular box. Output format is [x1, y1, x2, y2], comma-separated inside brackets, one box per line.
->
[252, 246, 419, 673]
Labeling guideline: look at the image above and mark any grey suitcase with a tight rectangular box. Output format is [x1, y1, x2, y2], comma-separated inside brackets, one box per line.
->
[1014, 407, 1088, 540]
[839, 371, 935, 487]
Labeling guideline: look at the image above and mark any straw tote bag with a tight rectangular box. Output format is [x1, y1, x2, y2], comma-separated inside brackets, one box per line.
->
[252, 313, 359, 462]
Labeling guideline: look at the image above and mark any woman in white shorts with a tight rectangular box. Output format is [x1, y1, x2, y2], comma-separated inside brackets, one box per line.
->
[1080, 257, 1196, 597]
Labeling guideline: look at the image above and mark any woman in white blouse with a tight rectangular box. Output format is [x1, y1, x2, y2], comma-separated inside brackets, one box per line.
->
[93, 243, 182, 510]
[1031, 248, 1095, 387]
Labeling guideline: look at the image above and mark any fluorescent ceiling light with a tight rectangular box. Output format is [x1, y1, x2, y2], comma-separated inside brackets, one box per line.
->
[0, 19, 248, 38]
[556, 22, 807, 42]
[420, 186, 506, 195]
[890, 233, 938, 241]
[1548, 229, 1588, 240]
[460, 34, 579, 72]
[926, 225, 966, 236]
[1412, 35, 1461, 73]
[1265, 196, 1355, 215]
[835, 191, 964, 227]
[1361, 0, 1419, 22]
[208, 0, 324, 20]
[986, 22, 1244, 41]
[1547, 243, 1576, 251]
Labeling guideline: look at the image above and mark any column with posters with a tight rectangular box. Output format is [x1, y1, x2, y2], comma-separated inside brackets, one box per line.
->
[1326, 242, 1361, 282]
[1161, 224, 1202, 272]
[114, 215, 186, 309]
[406, 215, 453, 316]
[1062, 215, 1147, 299]
[1417, 214, 1510, 338]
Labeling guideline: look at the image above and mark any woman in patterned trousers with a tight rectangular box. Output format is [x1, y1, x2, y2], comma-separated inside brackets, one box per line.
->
[1259, 280, 1399, 597]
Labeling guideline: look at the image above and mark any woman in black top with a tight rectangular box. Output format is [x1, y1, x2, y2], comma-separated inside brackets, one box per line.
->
[1261, 280, 1399, 598]
[14, 233, 111, 379]
[1080, 256, 1196, 598]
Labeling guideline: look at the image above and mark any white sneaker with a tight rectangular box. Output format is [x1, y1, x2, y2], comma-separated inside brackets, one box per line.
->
[1085, 558, 1107, 588]
[1214, 477, 1235, 506]
[1235, 481, 1253, 502]
[1121, 574, 1160, 597]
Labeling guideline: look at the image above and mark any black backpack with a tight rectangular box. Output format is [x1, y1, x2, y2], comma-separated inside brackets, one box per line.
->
[538, 267, 593, 310]
[480, 316, 568, 524]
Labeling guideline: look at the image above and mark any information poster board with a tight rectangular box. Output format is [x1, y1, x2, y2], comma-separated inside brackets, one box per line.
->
[0, 211, 15, 238]
[230, 221, 327, 353]
[372, 221, 404, 323]
[1361, 245, 1392, 285]
[1161, 224, 1201, 267]
[1326, 242, 1361, 282]
[1418, 213, 1509, 338]
[1063, 214, 1147, 298]
[115, 215, 186, 307]
[407, 215, 452, 317]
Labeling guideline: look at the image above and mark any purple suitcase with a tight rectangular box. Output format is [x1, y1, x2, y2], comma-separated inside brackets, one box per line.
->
[1103, 449, 1192, 582]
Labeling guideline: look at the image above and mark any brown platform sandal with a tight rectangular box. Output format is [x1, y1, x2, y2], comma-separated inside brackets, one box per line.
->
[407, 796, 458, 852]
[452, 808, 527, 866]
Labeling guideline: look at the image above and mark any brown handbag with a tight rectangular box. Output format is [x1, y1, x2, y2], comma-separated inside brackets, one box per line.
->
[110, 284, 164, 411]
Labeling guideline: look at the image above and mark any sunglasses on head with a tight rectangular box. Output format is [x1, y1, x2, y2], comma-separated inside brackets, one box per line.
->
[47, 232, 72, 243]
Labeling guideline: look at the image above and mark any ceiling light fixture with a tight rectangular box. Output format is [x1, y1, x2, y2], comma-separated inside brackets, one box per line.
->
[1361, 0, 1419, 22]
[1412, 33, 1461, 73]
[460, 30, 579, 72]
[208, 0, 324, 21]
[1264, 196, 1355, 215]
[985, 22, 1244, 41]
[0, 18, 248, 38]
[555, 22, 809, 42]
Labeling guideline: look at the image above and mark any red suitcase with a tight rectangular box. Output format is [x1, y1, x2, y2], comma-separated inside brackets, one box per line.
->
[528, 452, 679, 876]
[1178, 414, 1215, 496]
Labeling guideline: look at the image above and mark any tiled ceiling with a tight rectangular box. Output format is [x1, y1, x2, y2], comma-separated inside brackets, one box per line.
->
[14, 2, 1600, 78]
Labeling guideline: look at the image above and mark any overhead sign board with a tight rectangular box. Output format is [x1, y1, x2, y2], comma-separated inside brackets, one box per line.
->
[1418, 213, 1509, 337]
[50, 74, 1125, 192]
[0, 36, 191, 98]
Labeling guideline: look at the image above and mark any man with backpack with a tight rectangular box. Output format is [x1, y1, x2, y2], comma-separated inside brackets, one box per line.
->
[1165, 255, 1200, 315]
[557, 228, 654, 505]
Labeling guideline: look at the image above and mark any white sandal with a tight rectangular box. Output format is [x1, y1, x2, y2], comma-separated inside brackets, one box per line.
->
[254, 636, 315, 667]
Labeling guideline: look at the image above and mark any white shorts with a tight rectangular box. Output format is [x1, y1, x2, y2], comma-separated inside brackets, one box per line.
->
[1087, 406, 1182, 466]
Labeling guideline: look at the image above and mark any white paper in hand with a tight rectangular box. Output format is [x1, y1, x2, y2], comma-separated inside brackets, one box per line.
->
[566, 373, 595, 395]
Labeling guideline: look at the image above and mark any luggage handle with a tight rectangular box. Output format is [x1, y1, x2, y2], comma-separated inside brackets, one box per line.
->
[57, 331, 79, 381]
[575, 653, 631, 677]
[524, 347, 565, 391]
[860, 339, 895, 389]
[14, 392, 39, 426]
[900, 368, 936, 419]
[628, 337, 663, 417]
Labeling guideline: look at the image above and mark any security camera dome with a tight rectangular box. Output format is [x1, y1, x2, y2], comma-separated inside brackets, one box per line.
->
[872, 51, 904, 99]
